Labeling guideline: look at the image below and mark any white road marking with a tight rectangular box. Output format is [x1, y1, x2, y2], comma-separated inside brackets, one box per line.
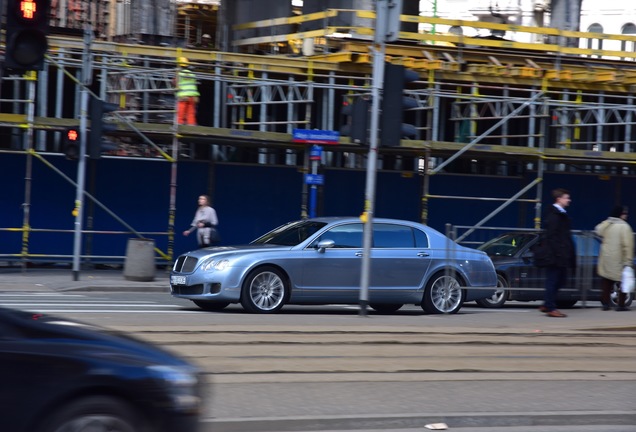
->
[0, 293, 86, 297]
[23, 309, 202, 314]
[0, 303, 180, 307]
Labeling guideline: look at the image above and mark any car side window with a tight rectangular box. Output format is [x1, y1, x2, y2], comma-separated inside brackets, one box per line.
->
[373, 224, 415, 248]
[413, 228, 429, 248]
[319, 223, 363, 248]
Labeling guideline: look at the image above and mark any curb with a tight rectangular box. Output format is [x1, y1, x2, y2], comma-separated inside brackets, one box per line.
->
[57, 285, 169, 293]
[206, 412, 636, 432]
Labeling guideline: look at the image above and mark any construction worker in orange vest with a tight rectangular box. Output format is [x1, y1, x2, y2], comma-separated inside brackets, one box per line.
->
[175, 57, 200, 125]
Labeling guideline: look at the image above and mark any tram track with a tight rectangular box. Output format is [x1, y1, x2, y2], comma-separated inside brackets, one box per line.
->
[124, 327, 636, 382]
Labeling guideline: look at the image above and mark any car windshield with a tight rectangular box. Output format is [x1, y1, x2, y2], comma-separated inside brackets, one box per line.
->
[477, 233, 536, 257]
[251, 220, 328, 246]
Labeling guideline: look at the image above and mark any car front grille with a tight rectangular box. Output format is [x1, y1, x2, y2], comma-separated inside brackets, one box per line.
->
[171, 284, 205, 295]
[174, 256, 198, 273]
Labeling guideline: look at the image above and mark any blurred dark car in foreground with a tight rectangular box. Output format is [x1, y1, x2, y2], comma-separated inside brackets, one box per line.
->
[0, 307, 203, 432]
[476, 232, 633, 308]
[171, 217, 497, 314]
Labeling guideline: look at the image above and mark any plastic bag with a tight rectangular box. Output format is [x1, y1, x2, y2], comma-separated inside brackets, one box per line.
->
[621, 266, 635, 293]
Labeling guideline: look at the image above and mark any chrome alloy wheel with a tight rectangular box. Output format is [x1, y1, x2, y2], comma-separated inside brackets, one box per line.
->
[610, 284, 634, 307]
[486, 289, 506, 304]
[242, 268, 287, 313]
[475, 274, 508, 308]
[423, 273, 464, 314]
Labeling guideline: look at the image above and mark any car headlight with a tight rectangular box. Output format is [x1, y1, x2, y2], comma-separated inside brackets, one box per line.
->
[147, 365, 202, 412]
[201, 258, 230, 272]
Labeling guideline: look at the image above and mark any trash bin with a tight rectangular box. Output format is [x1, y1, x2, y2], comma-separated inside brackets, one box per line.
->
[123, 238, 155, 282]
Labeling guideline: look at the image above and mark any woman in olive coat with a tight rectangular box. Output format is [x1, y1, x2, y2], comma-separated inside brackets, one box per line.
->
[595, 205, 634, 311]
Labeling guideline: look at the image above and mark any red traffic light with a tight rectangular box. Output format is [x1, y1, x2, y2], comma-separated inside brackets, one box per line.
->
[19, 0, 38, 20]
[63, 128, 80, 160]
[66, 129, 79, 141]
[10, 0, 47, 24]
[4, 0, 50, 71]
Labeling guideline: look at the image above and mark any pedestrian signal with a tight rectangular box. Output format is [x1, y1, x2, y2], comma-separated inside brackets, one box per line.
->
[4, 0, 51, 71]
[63, 128, 80, 160]
[67, 129, 78, 141]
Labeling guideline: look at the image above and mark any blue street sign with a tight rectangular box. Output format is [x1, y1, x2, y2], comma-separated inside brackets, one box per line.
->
[292, 129, 339, 144]
[305, 174, 324, 185]
[309, 145, 323, 160]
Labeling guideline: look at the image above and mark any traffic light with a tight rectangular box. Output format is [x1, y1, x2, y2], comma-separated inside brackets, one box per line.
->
[340, 98, 369, 145]
[89, 96, 119, 159]
[4, 0, 51, 71]
[380, 63, 419, 147]
[62, 128, 80, 160]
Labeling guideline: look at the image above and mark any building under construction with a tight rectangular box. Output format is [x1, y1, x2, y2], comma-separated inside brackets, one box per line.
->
[2, 0, 636, 265]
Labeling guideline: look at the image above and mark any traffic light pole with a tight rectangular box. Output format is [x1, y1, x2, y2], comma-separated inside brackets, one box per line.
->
[71, 24, 93, 281]
[359, 0, 402, 316]
[358, 44, 385, 316]
[21, 72, 37, 273]
[358, 39, 387, 316]
[71, 84, 89, 280]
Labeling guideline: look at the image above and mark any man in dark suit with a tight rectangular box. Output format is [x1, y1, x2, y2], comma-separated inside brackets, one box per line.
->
[540, 188, 576, 318]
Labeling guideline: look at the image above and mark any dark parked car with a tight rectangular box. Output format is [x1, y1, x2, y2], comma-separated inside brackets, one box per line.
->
[171, 217, 497, 314]
[0, 307, 203, 432]
[475, 232, 634, 308]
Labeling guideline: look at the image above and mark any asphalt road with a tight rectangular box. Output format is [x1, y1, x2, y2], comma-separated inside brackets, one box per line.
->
[3, 290, 635, 431]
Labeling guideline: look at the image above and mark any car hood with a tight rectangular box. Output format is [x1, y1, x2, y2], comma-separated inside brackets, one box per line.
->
[2, 307, 191, 367]
[184, 244, 294, 258]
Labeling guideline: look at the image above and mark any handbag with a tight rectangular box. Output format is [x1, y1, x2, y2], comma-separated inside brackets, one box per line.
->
[209, 227, 221, 243]
[621, 266, 635, 293]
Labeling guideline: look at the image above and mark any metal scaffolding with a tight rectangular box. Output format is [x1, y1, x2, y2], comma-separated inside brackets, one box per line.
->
[3, 9, 636, 265]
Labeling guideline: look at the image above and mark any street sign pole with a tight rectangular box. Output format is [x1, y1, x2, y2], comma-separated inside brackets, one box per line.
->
[308, 145, 322, 218]
[360, 0, 400, 316]
[293, 131, 333, 219]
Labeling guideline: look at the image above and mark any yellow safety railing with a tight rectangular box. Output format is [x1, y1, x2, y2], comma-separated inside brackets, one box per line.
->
[231, 9, 636, 61]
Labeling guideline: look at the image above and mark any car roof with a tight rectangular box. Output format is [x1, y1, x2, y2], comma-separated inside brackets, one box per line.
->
[307, 217, 424, 226]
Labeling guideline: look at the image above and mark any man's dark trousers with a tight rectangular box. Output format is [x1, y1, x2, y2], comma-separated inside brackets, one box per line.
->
[545, 266, 568, 311]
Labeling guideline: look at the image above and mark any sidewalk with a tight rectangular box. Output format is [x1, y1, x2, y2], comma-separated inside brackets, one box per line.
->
[1, 265, 635, 332]
[0, 266, 169, 293]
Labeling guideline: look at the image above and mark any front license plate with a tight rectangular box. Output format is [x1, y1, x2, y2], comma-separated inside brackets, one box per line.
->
[171, 275, 187, 285]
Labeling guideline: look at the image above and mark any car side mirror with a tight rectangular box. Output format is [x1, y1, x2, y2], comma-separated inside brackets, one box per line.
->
[316, 239, 335, 253]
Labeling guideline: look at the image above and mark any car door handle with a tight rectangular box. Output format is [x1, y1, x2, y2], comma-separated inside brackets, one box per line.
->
[355, 252, 364, 257]
[417, 252, 430, 257]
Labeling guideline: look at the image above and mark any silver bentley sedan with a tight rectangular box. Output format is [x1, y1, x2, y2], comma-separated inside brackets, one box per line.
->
[170, 217, 497, 314]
